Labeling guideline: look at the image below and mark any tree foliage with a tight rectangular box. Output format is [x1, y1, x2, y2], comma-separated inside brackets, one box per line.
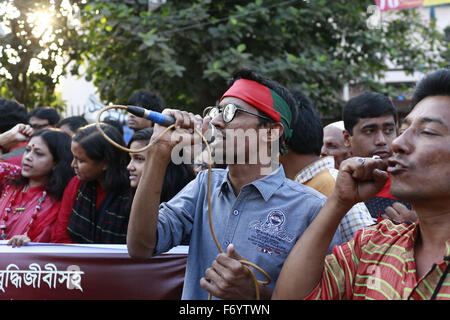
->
[444, 25, 450, 66]
[75, 0, 444, 116]
[0, 0, 82, 110]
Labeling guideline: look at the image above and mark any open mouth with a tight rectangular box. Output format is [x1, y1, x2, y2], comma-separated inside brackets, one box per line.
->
[373, 151, 390, 159]
[387, 159, 408, 174]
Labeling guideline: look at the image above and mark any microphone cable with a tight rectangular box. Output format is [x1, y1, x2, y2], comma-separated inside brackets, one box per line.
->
[95, 105, 271, 300]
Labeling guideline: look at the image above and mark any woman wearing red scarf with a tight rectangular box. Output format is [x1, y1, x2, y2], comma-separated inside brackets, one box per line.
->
[51, 123, 131, 244]
[0, 128, 74, 246]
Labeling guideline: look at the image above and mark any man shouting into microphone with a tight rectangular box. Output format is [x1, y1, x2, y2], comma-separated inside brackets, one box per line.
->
[127, 69, 343, 300]
[273, 68, 450, 300]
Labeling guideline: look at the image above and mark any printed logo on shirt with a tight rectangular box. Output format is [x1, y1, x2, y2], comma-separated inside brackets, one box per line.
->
[267, 210, 285, 227]
[248, 209, 294, 256]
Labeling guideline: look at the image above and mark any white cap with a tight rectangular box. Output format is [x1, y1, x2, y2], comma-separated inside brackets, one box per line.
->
[324, 120, 345, 130]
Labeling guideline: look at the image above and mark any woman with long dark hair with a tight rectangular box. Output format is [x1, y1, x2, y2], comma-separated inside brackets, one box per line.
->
[0, 128, 74, 246]
[51, 123, 131, 244]
[127, 128, 195, 203]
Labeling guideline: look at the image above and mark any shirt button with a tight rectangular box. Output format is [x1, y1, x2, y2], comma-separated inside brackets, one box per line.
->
[233, 210, 239, 216]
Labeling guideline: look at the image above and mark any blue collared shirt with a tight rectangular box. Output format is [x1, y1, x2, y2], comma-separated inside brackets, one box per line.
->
[155, 165, 343, 299]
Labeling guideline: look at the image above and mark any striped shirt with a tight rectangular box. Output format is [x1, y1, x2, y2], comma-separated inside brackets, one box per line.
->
[295, 157, 373, 241]
[305, 219, 450, 300]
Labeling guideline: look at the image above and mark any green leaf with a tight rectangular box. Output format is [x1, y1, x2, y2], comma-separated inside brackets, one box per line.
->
[287, 53, 297, 61]
[237, 44, 246, 53]
[317, 55, 327, 63]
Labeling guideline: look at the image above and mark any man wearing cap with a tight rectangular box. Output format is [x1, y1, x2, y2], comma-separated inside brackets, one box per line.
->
[127, 69, 343, 299]
[321, 121, 351, 169]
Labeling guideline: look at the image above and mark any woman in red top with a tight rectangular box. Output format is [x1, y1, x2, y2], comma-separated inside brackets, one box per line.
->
[51, 123, 131, 244]
[0, 128, 74, 246]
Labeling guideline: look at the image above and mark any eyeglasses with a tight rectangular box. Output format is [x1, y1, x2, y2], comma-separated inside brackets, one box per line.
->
[203, 103, 272, 123]
[29, 123, 49, 130]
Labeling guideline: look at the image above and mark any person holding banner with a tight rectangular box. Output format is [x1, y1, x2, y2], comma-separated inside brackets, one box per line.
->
[51, 123, 132, 244]
[0, 128, 74, 246]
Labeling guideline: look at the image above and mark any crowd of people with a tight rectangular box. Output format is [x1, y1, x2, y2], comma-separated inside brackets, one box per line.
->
[0, 67, 448, 300]
[0, 91, 195, 247]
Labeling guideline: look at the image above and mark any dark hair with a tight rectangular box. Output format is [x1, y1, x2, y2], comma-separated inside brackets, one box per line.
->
[73, 123, 130, 193]
[0, 98, 28, 133]
[127, 90, 164, 113]
[128, 127, 154, 146]
[102, 117, 124, 135]
[342, 92, 398, 136]
[128, 128, 195, 202]
[13, 129, 74, 200]
[28, 107, 60, 125]
[286, 90, 323, 156]
[412, 68, 450, 107]
[228, 68, 298, 143]
[56, 116, 88, 134]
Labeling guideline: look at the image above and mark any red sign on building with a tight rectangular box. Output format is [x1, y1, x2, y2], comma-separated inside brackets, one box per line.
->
[375, 0, 450, 11]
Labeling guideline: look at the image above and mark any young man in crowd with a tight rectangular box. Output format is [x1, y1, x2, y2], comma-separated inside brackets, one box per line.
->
[273, 68, 450, 300]
[56, 115, 88, 137]
[28, 106, 60, 131]
[127, 69, 343, 300]
[126, 89, 164, 132]
[342, 92, 412, 222]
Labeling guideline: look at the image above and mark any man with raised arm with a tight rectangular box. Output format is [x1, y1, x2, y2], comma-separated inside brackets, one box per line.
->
[127, 69, 343, 300]
[272, 68, 450, 300]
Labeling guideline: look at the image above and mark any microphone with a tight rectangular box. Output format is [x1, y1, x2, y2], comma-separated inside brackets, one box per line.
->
[126, 105, 175, 127]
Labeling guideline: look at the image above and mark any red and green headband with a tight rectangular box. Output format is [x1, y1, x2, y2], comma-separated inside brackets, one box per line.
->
[220, 78, 293, 152]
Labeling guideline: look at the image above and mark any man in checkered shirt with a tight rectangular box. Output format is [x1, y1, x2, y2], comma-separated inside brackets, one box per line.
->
[280, 90, 373, 241]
